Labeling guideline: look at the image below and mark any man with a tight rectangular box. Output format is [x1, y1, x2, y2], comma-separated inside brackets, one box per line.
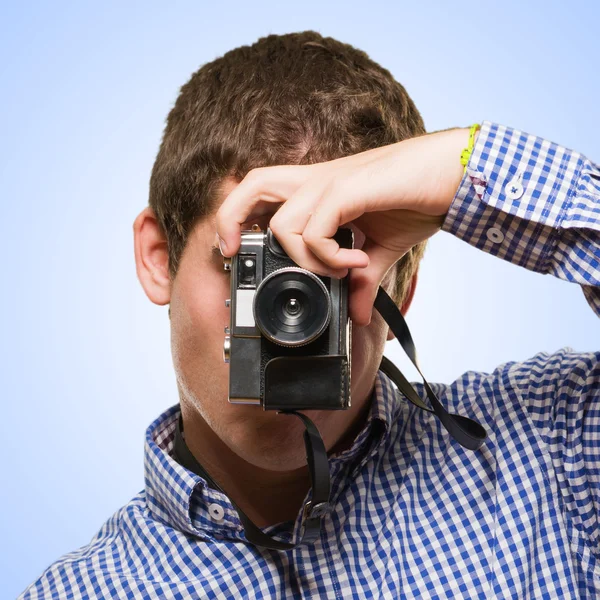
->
[20, 31, 599, 599]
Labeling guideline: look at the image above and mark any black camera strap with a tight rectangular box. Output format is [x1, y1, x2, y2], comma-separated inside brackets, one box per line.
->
[374, 286, 487, 451]
[173, 410, 328, 550]
[173, 285, 487, 550]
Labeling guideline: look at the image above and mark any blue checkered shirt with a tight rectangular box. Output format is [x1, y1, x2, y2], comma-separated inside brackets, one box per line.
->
[20, 122, 600, 599]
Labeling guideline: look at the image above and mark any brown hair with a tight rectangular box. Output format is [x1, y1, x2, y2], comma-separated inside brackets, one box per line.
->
[149, 31, 427, 304]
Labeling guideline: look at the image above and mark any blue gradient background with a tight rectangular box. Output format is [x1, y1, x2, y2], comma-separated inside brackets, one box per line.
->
[2, 1, 598, 596]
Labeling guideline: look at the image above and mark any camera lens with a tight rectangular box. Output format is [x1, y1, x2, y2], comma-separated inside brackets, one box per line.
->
[284, 298, 301, 316]
[253, 268, 331, 347]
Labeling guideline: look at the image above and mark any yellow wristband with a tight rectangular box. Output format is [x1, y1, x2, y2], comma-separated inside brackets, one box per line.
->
[460, 123, 481, 174]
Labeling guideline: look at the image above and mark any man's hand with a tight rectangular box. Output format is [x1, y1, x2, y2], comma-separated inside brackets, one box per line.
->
[216, 127, 470, 326]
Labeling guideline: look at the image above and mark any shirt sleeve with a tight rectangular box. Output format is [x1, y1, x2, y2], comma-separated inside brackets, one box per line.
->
[441, 121, 600, 317]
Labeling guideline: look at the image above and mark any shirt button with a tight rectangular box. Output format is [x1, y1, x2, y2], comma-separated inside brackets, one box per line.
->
[486, 227, 504, 244]
[505, 178, 524, 200]
[208, 503, 225, 522]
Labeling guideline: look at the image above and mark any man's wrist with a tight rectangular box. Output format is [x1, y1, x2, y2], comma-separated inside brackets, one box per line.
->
[440, 127, 472, 218]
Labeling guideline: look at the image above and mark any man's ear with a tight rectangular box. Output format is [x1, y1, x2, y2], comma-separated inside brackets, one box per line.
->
[133, 207, 171, 306]
[386, 269, 419, 341]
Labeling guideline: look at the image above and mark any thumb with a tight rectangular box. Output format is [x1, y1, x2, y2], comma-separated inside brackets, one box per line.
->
[348, 240, 402, 327]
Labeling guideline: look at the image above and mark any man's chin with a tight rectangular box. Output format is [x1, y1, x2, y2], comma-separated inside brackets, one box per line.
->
[235, 449, 309, 472]
[220, 416, 311, 472]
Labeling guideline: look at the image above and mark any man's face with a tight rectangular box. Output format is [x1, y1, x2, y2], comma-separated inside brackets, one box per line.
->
[148, 180, 407, 472]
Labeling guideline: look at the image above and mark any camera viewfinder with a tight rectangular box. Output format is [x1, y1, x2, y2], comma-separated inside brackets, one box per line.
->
[238, 253, 257, 288]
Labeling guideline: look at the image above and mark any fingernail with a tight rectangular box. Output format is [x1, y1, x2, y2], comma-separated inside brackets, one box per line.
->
[217, 234, 227, 256]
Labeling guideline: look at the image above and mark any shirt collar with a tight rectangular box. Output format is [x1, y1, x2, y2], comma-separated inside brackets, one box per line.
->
[143, 368, 401, 541]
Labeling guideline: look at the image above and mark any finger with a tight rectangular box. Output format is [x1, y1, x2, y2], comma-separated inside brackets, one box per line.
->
[348, 241, 401, 326]
[273, 229, 350, 278]
[301, 197, 370, 270]
[215, 165, 312, 255]
[268, 186, 349, 278]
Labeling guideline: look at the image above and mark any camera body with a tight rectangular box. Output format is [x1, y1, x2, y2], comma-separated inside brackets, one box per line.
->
[223, 226, 352, 411]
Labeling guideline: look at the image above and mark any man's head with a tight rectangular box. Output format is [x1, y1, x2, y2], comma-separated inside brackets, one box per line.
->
[134, 31, 427, 471]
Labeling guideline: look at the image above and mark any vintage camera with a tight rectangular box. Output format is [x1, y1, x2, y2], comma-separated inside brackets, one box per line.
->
[222, 226, 352, 411]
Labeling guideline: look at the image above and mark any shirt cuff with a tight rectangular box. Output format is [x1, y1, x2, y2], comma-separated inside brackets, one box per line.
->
[441, 121, 584, 274]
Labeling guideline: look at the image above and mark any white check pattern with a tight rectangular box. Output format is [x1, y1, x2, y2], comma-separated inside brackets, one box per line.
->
[444, 121, 600, 315]
[20, 122, 600, 599]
